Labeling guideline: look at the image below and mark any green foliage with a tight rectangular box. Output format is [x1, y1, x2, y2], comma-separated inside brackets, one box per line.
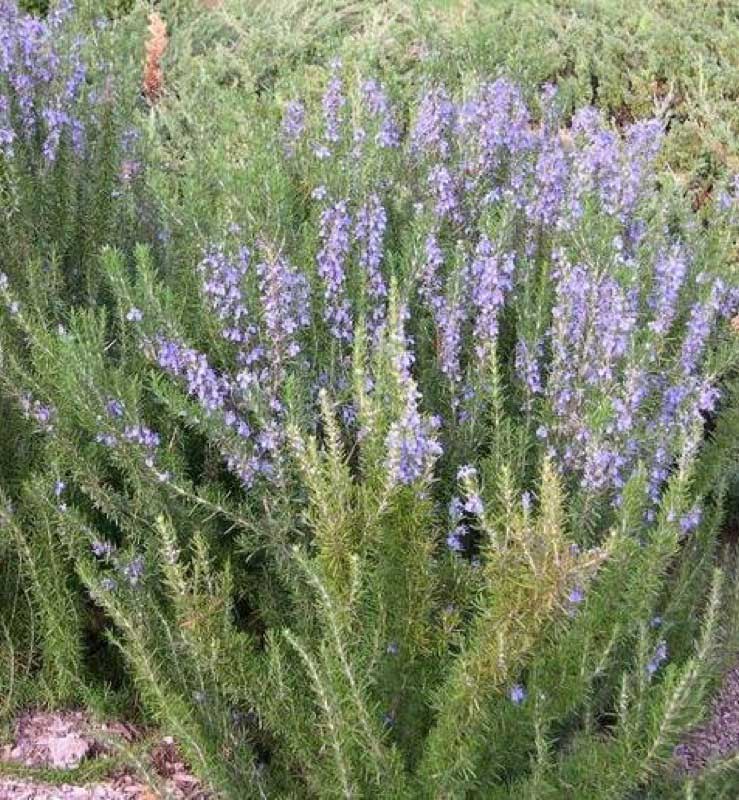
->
[1, 270, 736, 794]
[1, 0, 739, 797]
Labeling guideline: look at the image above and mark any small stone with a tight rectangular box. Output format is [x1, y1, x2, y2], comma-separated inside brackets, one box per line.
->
[46, 733, 91, 768]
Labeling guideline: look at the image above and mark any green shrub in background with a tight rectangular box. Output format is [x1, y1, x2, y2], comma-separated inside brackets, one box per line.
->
[134, 0, 739, 215]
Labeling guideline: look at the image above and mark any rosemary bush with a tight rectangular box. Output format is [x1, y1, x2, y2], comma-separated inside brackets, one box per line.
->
[0, 0, 148, 304]
[0, 0, 148, 710]
[1, 6, 739, 797]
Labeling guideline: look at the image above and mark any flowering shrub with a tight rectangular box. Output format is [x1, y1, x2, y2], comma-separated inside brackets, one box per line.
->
[0, 0, 146, 303]
[2, 26, 739, 798]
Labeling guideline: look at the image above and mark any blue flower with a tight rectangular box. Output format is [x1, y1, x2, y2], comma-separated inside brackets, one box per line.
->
[446, 525, 466, 552]
[464, 494, 484, 516]
[646, 640, 668, 677]
[679, 506, 702, 535]
[568, 586, 584, 605]
[509, 684, 527, 704]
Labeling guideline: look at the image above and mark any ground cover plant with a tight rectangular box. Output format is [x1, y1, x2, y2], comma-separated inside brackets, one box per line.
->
[2, 1, 739, 798]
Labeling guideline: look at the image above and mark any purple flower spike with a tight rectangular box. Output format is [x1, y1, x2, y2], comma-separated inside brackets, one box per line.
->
[321, 62, 345, 147]
[256, 247, 311, 368]
[361, 78, 400, 148]
[354, 194, 388, 338]
[411, 86, 456, 160]
[317, 200, 353, 343]
[428, 164, 461, 222]
[470, 236, 515, 362]
[385, 393, 442, 486]
[153, 337, 231, 413]
[281, 99, 305, 157]
[649, 245, 689, 337]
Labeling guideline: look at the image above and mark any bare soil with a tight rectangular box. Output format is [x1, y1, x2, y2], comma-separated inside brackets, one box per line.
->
[0, 711, 207, 800]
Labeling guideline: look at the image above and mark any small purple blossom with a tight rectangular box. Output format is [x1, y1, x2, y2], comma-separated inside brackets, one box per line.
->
[646, 639, 668, 677]
[649, 245, 689, 336]
[446, 525, 466, 552]
[105, 398, 124, 418]
[198, 244, 252, 344]
[124, 425, 159, 449]
[460, 79, 534, 180]
[527, 132, 569, 226]
[568, 586, 584, 605]
[509, 684, 526, 704]
[153, 337, 231, 413]
[679, 506, 702, 535]
[457, 464, 477, 482]
[0, 2, 89, 166]
[418, 233, 468, 392]
[680, 281, 725, 375]
[448, 496, 464, 522]
[256, 247, 311, 368]
[428, 164, 461, 222]
[516, 339, 543, 398]
[91, 539, 116, 558]
[464, 494, 484, 516]
[120, 555, 145, 587]
[19, 394, 55, 432]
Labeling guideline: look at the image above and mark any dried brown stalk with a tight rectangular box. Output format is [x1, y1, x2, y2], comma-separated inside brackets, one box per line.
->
[142, 11, 168, 105]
